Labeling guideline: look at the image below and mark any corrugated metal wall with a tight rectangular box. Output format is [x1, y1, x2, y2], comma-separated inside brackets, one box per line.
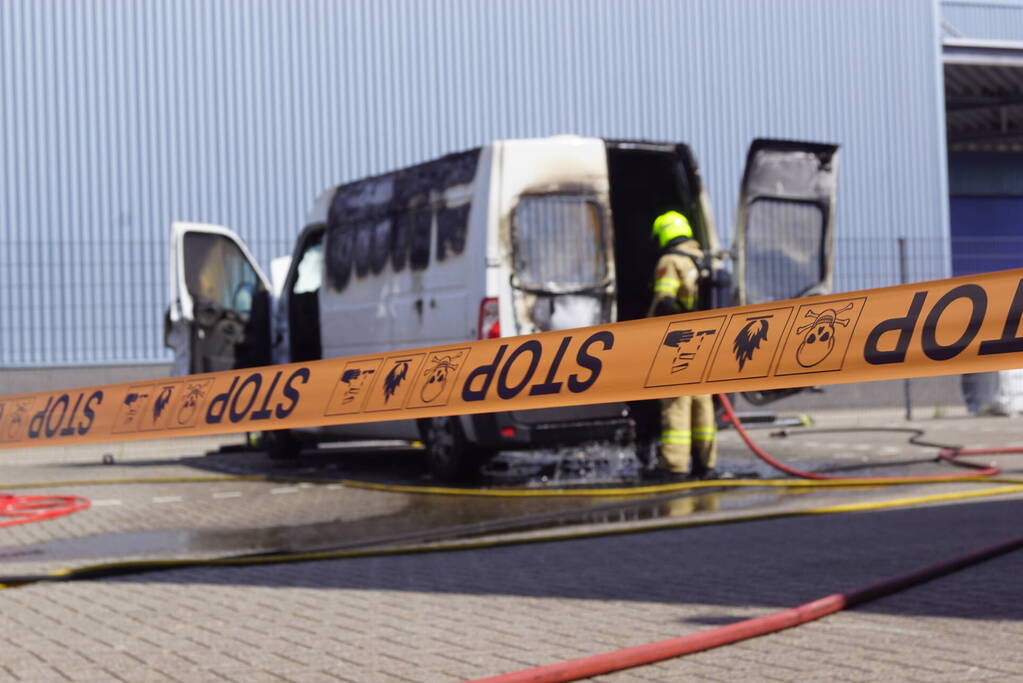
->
[1, 0, 947, 367]
[943, 0, 1023, 39]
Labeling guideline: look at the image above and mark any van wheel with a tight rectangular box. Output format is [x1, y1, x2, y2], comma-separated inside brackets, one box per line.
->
[262, 430, 300, 463]
[421, 417, 481, 482]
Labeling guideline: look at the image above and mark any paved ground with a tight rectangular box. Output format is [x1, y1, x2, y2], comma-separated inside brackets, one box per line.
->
[2, 406, 1023, 681]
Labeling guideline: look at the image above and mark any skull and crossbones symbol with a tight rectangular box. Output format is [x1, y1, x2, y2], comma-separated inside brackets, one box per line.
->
[420, 355, 460, 403]
[795, 303, 854, 368]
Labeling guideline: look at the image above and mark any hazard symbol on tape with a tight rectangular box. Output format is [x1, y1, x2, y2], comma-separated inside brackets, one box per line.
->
[644, 316, 726, 388]
[706, 307, 794, 382]
[325, 359, 385, 416]
[362, 354, 427, 412]
[404, 348, 470, 409]
[774, 297, 867, 376]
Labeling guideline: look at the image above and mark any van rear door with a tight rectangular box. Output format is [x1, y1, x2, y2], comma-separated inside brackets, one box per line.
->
[733, 139, 840, 306]
[165, 222, 273, 375]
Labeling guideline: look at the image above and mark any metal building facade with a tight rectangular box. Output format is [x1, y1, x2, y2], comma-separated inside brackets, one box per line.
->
[943, 0, 1023, 40]
[1, 0, 951, 367]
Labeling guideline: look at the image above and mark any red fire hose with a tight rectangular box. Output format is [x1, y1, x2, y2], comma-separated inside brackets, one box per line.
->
[716, 393, 1005, 479]
[0, 494, 91, 528]
[469, 532, 1023, 683]
[468, 394, 1023, 682]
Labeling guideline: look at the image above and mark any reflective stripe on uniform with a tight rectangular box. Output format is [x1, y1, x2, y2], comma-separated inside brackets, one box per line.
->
[654, 277, 681, 296]
[678, 293, 696, 309]
[693, 426, 716, 441]
[660, 429, 691, 445]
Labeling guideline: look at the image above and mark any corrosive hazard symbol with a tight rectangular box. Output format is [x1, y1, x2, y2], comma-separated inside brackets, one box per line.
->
[5, 269, 1023, 451]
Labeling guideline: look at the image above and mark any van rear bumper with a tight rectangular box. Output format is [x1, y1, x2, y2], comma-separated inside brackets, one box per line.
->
[468, 403, 632, 449]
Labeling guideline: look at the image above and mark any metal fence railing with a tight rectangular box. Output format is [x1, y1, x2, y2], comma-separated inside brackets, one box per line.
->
[0, 235, 292, 369]
[1, 235, 1015, 368]
[831, 236, 951, 296]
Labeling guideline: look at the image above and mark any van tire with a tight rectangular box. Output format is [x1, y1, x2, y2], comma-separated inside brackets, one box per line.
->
[421, 417, 483, 482]
[262, 429, 301, 463]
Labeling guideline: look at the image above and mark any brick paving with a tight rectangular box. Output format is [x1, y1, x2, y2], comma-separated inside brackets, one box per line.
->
[2, 489, 1022, 681]
[2, 409, 1023, 680]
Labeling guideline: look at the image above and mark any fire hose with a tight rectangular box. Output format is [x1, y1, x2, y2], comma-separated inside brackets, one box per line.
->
[0, 493, 90, 528]
[716, 393, 1004, 480]
[469, 531, 1023, 683]
[466, 393, 1023, 682]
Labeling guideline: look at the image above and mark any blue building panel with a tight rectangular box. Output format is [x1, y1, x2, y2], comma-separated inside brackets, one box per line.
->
[1, 0, 948, 366]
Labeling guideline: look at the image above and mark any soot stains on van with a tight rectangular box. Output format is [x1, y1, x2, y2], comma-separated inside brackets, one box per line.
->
[326, 149, 481, 291]
[409, 209, 432, 270]
[436, 204, 470, 261]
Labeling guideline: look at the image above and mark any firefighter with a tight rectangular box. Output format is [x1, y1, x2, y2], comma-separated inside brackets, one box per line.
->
[646, 210, 719, 480]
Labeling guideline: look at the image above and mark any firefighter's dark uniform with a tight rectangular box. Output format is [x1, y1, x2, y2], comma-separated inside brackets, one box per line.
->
[648, 224, 718, 476]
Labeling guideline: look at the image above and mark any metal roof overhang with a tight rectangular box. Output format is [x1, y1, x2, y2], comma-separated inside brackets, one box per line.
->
[944, 39, 1023, 151]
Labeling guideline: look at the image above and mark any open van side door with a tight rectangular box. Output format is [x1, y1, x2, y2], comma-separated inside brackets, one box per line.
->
[165, 222, 273, 375]
[733, 139, 840, 306]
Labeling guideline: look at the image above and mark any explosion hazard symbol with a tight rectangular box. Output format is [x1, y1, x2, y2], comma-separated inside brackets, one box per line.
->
[363, 354, 426, 412]
[644, 316, 726, 388]
[775, 297, 867, 376]
[324, 358, 384, 416]
[706, 307, 794, 382]
[113, 385, 154, 433]
[405, 348, 470, 409]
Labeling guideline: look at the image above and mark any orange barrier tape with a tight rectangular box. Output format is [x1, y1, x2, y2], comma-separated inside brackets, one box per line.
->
[4, 269, 1023, 450]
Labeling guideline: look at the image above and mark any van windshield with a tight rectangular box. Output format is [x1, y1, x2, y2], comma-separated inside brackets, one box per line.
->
[512, 195, 607, 291]
[510, 194, 612, 332]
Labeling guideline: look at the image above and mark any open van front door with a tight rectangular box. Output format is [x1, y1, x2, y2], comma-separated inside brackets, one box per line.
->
[733, 139, 840, 307]
[165, 222, 273, 376]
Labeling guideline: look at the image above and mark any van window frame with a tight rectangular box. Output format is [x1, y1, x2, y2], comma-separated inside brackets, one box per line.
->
[742, 197, 827, 304]
[509, 192, 612, 295]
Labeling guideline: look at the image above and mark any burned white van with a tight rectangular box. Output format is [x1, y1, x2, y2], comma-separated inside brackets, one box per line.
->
[165, 135, 839, 479]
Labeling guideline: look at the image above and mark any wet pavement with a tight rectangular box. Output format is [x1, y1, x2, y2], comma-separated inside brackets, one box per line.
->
[3, 405, 1023, 575]
[2, 405, 1023, 680]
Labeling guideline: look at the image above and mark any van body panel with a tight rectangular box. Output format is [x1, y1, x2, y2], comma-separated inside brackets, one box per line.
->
[319, 148, 487, 358]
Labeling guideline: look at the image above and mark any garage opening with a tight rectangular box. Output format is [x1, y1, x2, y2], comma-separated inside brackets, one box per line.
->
[944, 39, 1023, 276]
